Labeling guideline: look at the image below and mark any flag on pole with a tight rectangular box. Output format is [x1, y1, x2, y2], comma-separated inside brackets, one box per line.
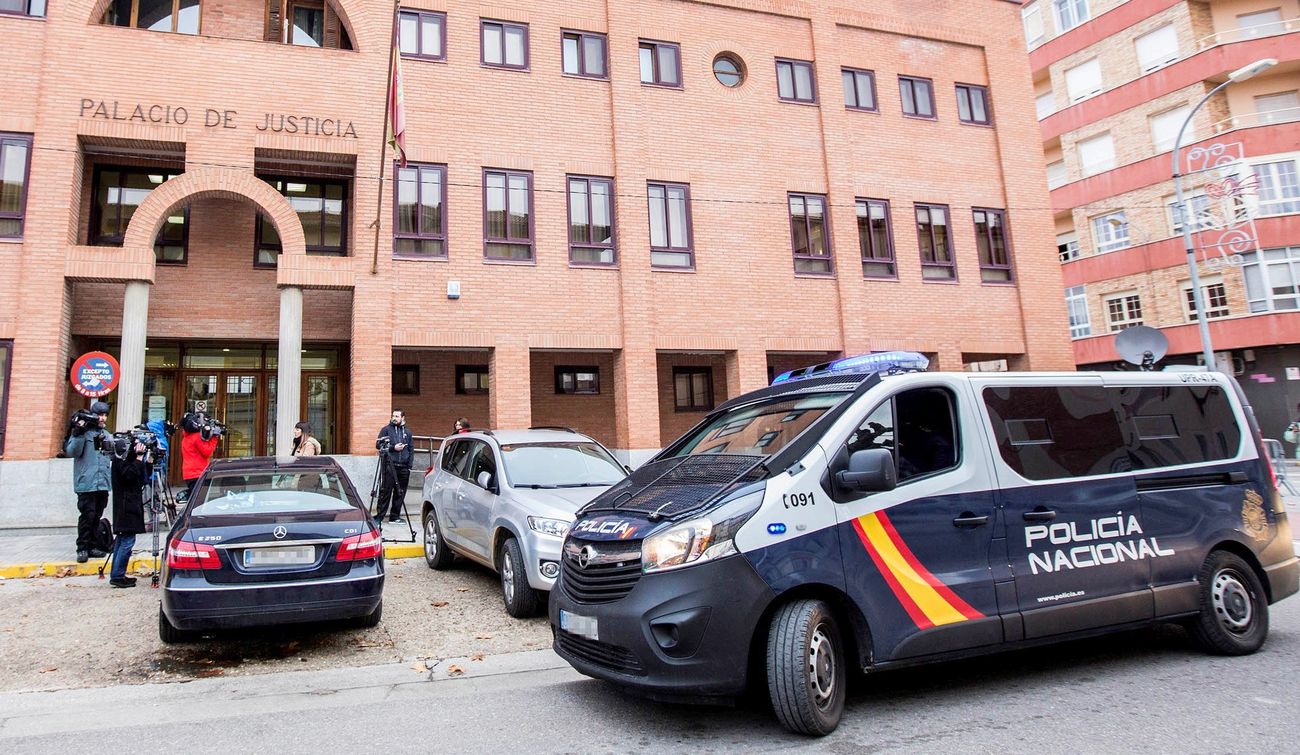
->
[387, 35, 407, 168]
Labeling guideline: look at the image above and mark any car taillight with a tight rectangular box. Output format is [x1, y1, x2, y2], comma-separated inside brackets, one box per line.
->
[337, 529, 382, 561]
[166, 539, 220, 570]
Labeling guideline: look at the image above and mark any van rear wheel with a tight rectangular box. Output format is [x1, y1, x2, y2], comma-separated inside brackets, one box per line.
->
[1188, 550, 1268, 655]
[767, 599, 846, 736]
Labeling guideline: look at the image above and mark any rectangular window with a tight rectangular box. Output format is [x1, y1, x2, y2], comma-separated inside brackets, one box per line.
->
[1253, 160, 1300, 216]
[1149, 105, 1192, 153]
[483, 169, 533, 261]
[956, 84, 991, 125]
[842, 68, 877, 112]
[899, 76, 935, 118]
[1065, 59, 1102, 103]
[1242, 247, 1300, 313]
[0, 0, 45, 17]
[481, 19, 528, 69]
[1254, 91, 1300, 125]
[1182, 279, 1229, 322]
[256, 177, 347, 267]
[638, 40, 681, 87]
[103, 0, 200, 34]
[982, 385, 1129, 481]
[1166, 192, 1213, 235]
[1090, 210, 1129, 254]
[1046, 160, 1068, 189]
[915, 203, 955, 280]
[973, 208, 1012, 283]
[567, 175, 615, 265]
[789, 193, 832, 274]
[555, 366, 600, 395]
[1053, 0, 1090, 33]
[1135, 24, 1179, 73]
[392, 364, 419, 395]
[394, 163, 445, 258]
[0, 133, 32, 239]
[1058, 231, 1080, 262]
[1035, 91, 1056, 120]
[776, 59, 817, 103]
[1237, 8, 1283, 36]
[1117, 385, 1241, 469]
[673, 367, 713, 412]
[856, 198, 895, 278]
[90, 166, 188, 263]
[1065, 285, 1091, 338]
[398, 9, 445, 61]
[1105, 292, 1143, 332]
[1078, 131, 1115, 176]
[455, 365, 489, 395]
[647, 181, 693, 269]
[562, 30, 608, 79]
[1022, 3, 1045, 46]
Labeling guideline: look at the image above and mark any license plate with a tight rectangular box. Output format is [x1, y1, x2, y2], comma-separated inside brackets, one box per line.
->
[243, 546, 315, 567]
[560, 609, 598, 641]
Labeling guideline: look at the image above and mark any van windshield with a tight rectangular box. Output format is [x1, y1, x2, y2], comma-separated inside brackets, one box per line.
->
[667, 392, 850, 457]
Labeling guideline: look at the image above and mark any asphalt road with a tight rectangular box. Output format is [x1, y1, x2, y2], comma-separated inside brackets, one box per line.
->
[3, 593, 1297, 753]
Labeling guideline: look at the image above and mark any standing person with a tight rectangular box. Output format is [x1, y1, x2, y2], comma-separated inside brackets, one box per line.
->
[108, 437, 151, 588]
[180, 412, 220, 500]
[294, 422, 321, 457]
[453, 418, 471, 434]
[375, 410, 413, 524]
[65, 401, 113, 563]
[1286, 402, 1300, 460]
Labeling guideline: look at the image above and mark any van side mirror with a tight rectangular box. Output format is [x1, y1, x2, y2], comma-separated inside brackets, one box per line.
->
[836, 448, 897, 494]
[476, 471, 496, 493]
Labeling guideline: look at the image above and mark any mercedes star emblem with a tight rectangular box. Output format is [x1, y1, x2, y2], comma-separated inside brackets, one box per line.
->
[273, 526, 287, 540]
[578, 545, 596, 569]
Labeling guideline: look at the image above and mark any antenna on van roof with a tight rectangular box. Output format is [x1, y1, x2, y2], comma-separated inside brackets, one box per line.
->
[1115, 326, 1169, 372]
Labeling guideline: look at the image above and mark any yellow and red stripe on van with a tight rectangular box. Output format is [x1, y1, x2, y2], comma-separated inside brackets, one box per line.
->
[851, 511, 984, 630]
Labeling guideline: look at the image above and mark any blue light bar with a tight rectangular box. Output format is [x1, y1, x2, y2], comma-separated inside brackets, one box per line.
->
[771, 351, 930, 385]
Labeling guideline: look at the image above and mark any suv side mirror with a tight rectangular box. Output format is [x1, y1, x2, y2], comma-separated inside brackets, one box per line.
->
[623, 464, 634, 475]
[476, 470, 497, 493]
[836, 448, 897, 494]
[175, 488, 190, 505]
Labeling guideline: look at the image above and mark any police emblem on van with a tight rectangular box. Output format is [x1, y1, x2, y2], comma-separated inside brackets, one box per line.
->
[1241, 489, 1268, 541]
[571, 517, 641, 540]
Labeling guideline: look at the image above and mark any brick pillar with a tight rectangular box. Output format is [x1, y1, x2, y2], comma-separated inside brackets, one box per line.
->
[614, 345, 659, 452]
[929, 348, 965, 372]
[725, 348, 769, 400]
[489, 341, 531, 430]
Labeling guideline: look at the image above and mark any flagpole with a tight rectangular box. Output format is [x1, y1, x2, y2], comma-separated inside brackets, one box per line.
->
[371, 0, 401, 276]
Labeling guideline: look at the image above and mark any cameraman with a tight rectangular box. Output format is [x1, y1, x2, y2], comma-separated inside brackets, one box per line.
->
[108, 437, 151, 588]
[64, 401, 112, 563]
[180, 412, 221, 499]
[374, 409, 413, 524]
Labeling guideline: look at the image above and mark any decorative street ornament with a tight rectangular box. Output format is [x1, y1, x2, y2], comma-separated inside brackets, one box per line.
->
[1182, 141, 1262, 272]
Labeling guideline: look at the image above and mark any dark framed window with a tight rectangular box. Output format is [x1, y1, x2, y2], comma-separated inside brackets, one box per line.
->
[713, 53, 746, 87]
[973, 208, 1013, 283]
[483, 168, 533, 261]
[455, 365, 489, 395]
[89, 165, 188, 263]
[956, 84, 991, 125]
[392, 364, 419, 395]
[562, 30, 607, 79]
[1117, 385, 1240, 470]
[394, 163, 446, 258]
[481, 19, 528, 69]
[0, 133, 33, 239]
[789, 193, 832, 274]
[673, 367, 713, 412]
[0, 339, 10, 456]
[647, 181, 693, 269]
[555, 365, 600, 395]
[567, 175, 615, 265]
[842, 67, 877, 112]
[983, 386, 1130, 481]
[102, 0, 200, 34]
[256, 176, 348, 268]
[915, 203, 955, 280]
[856, 198, 895, 278]
[0, 0, 45, 18]
[398, 9, 445, 61]
[847, 388, 960, 483]
[899, 75, 936, 119]
[776, 58, 816, 103]
[639, 40, 681, 87]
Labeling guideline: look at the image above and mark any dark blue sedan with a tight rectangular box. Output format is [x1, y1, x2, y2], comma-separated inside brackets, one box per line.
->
[159, 456, 384, 643]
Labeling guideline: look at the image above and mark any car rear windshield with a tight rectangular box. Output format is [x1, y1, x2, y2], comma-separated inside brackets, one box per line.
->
[191, 471, 354, 515]
[668, 392, 850, 457]
[500, 443, 626, 488]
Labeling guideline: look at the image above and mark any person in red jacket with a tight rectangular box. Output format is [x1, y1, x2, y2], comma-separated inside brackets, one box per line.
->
[180, 412, 221, 500]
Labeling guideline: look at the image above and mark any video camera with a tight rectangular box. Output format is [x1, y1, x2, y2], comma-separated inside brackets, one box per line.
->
[101, 426, 163, 463]
[68, 409, 102, 436]
[181, 411, 226, 441]
[377, 436, 392, 453]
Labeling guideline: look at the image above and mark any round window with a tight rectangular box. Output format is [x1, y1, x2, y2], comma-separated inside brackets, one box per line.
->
[712, 54, 746, 88]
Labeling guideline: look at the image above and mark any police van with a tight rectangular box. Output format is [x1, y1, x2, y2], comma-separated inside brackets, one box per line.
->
[549, 353, 1298, 736]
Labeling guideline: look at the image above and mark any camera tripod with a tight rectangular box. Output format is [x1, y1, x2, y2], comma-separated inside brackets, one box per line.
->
[97, 467, 176, 588]
[368, 453, 417, 544]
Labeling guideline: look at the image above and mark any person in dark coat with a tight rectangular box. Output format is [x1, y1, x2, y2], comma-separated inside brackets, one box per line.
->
[108, 439, 151, 588]
[374, 409, 413, 524]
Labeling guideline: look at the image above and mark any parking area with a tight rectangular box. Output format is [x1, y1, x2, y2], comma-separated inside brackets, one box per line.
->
[0, 557, 552, 693]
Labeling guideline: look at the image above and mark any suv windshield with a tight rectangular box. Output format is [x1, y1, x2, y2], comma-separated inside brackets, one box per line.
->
[191, 471, 353, 515]
[668, 392, 850, 457]
[500, 443, 626, 488]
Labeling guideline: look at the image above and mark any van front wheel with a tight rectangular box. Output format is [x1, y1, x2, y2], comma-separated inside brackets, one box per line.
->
[766, 599, 846, 736]
[1188, 550, 1269, 655]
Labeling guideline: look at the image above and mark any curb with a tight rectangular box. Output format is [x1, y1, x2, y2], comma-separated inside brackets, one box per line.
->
[0, 541, 425, 580]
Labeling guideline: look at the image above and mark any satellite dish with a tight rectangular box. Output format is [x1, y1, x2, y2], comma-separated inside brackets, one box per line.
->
[1115, 326, 1169, 371]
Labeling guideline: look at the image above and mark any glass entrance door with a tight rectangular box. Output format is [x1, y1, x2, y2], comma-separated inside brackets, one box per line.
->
[182, 373, 260, 459]
[305, 375, 337, 454]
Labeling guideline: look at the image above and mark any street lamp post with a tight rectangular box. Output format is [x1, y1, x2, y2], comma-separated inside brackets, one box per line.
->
[1171, 58, 1276, 371]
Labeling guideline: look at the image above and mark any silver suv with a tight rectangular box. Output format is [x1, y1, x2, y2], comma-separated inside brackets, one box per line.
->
[421, 428, 628, 617]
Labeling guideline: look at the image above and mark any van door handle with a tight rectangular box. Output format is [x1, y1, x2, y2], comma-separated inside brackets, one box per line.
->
[952, 513, 990, 527]
[1023, 509, 1057, 522]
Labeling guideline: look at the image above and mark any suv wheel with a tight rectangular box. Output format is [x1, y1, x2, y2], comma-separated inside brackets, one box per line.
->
[767, 599, 846, 736]
[1187, 550, 1269, 655]
[499, 537, 542, 618]
[423, 507, 454, 570]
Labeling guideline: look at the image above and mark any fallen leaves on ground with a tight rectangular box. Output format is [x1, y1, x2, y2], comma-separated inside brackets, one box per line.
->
[470, 653, 485, 662]
[454, 587, 469, 593]
[38, 667, 57, 673]
[446, 664, 464, 677]
[431, 601, 449, 608]
[350, 636, 392, 649]
[54, 567, 77, 578]
[475, 634, 493, 640]
[410, 660, 429, 672]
